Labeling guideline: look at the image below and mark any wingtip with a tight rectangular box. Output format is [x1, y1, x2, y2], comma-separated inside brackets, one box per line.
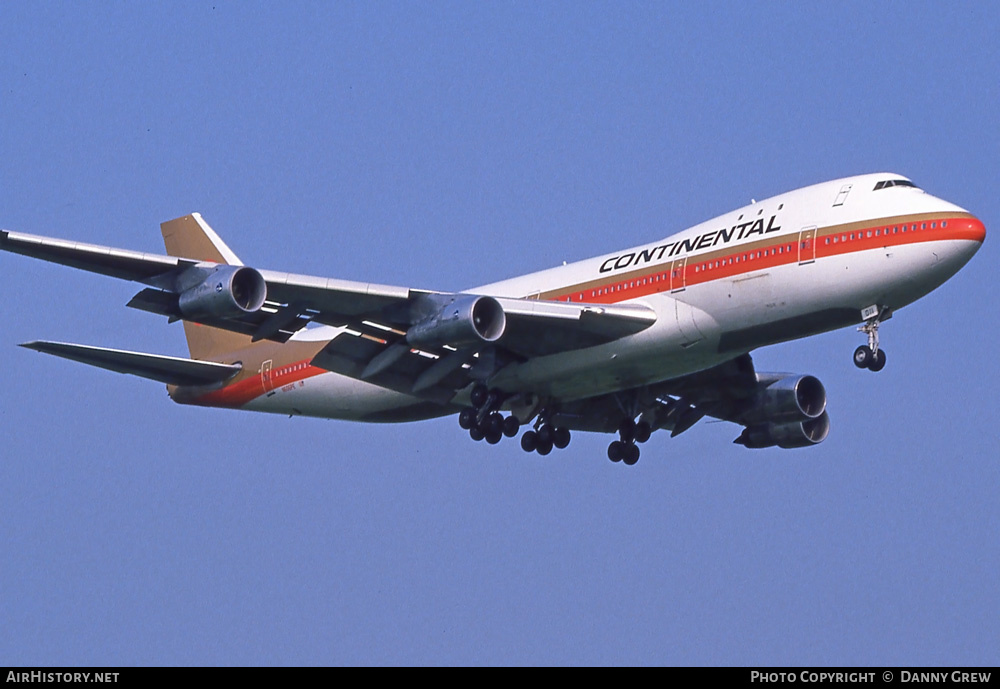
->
[18, 341, 43, 351]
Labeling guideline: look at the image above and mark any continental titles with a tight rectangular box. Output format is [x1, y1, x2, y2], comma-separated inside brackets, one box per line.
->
[599, 214, 781, 273]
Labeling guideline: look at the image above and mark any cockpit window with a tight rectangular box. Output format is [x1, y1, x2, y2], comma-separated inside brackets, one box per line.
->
[874, 179, 919, 191]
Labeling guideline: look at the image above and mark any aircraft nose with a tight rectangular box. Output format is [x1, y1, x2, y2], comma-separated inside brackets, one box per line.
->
[962, 215, 987, 244]
[960, 215, 986, 259]
[938, 214, 985, 268]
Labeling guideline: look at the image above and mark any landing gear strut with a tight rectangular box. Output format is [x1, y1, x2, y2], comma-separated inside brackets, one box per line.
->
[854, 306, 891, 372]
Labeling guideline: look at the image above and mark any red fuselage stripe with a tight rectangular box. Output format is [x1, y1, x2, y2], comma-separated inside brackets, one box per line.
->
[191, 363, 327, 408]
[551, 216, 985, 304]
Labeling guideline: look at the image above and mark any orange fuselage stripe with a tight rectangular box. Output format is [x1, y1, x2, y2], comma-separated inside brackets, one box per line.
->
[189, 363, 328, 408]
[549, 215, 984, 304]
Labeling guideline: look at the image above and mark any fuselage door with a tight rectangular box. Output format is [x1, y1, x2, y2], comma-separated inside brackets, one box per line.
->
[669, 257, 688, 293]
[833, 184, 852, 207]
[798, 226, 817, 265]
[261, 359, 275, 394]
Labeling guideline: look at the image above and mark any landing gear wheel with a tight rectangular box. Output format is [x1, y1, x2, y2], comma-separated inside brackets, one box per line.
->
[503, 416, 520, 438]
[634, 421, 651, 444]
[853, 345, 873, 369]
[553, 427, 571, 449]
[623, 443, 640, 466]
[470, 384, 489, 409]
[487, 412, 504, 436]
[608, 440, 625, 462]
[520, 430, 537, 452]
[537, 424, 553, 447]
[485, 430, 502, 445]
[868, 348, 887, 372]
[535, 438, 553, 456]
[458, 407, 476, 430]
[469, 426, 485, 442]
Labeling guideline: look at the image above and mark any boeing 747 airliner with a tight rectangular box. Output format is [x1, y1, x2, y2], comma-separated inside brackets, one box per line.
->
[1, 173, 984, 464]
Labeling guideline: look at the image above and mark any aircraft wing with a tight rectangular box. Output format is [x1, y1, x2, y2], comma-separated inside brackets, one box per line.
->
[1, 228, 656, 401]
[0, 229, 412, 325]
[0, 230, 183, 280]
[546, 353, 830, 448]
[546, 354, 760, 434]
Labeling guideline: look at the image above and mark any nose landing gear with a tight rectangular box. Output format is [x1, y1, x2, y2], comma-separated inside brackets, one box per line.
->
[853, 306, 891, 372]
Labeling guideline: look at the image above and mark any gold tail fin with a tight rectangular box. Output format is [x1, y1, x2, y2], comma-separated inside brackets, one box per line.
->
[160, 213, 257, 360]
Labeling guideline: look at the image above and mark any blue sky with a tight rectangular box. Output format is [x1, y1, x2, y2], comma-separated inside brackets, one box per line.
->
[1, 2, 998, 665]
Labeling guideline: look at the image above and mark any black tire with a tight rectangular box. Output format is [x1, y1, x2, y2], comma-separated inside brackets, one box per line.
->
[553, 427, 571, 449]
[607, 440, 624, 462]
[520, 430, 537, 452]
[853, 345, 872, 369]
[469, 426, 485, 442]
[488, 412, 504, 436]
[868, 348, 887, 372]
[623, 443, 640, 466]
[634, 421, 651, 444]
[536, 438, 553, 456]
[486, 430, 502, 445]
[470, 384, 489, 409]
[503, 415, 520, 438]
[537, 424, 553, 446]
[458, 407, 476, 430]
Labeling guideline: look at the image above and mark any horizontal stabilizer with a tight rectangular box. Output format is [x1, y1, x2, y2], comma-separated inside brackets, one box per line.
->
[19, 341, 242, 386]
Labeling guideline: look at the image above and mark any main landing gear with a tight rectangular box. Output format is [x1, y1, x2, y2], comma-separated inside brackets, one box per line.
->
[458, 384, 518, 445]
[853, 306, 891, 372]
[520, 424, 571, 456]
[459, 406, 518, 444]
[458, 384, 571, 455]
[459, 386, 656, 466]
[607, 418, 651, 466]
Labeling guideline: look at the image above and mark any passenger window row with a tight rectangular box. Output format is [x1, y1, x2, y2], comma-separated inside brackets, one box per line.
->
[824, 220, 944, 245]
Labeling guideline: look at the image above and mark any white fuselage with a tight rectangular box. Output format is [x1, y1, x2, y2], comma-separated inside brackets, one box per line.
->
[235, 173, 985, 420]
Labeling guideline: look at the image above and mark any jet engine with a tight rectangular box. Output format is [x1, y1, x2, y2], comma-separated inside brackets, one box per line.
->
[734, 411, 831, 449]
[177, 265, 267, 319]
[734, 374, 830, 449]
[407, 295, 506, 349]
[741, 374, 827, 424]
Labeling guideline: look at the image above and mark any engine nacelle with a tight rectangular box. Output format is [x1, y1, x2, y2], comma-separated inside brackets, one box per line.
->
[735, 411, 831, 449]
[177, 265, 267, 319]
[407, 295, 506, 349]
[741, 374, 827, 425]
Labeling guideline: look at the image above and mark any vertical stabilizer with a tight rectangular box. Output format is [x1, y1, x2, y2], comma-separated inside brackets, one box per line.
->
[161, 213, 243, 266]
[160, 213, 256, 360]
